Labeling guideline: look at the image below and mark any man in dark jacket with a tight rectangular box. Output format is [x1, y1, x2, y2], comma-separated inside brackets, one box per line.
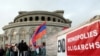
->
[18, 40, 24, 56]
[0, 47, 5, 56]
[23, 42, 28, 56]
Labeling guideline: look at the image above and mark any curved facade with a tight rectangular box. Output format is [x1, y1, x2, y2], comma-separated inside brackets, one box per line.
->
[2, 10, 72, 56]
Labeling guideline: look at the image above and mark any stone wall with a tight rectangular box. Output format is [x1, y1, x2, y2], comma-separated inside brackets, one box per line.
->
[46, 34, 58, 56]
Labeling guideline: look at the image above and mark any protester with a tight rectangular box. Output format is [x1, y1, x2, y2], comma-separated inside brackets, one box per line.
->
[30, 45, 35, 56]
[4, 41, 47, 56]
[18, 40, 24, 56]
[38, 46, 42, 56]
[27, 46, 31, 56]
[23, 42, 28, 56]
[9, 46, 14, 56]
[13, 44, 18, 56]
[34, 45, 38, 56]
[5, 47, 10, 56]
[41, 42, 46, 56]
[0, 47, 5, 56]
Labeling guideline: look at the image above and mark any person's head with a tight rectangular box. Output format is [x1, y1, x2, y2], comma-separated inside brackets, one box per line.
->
[42, 42, 46, 46]
[33, 42, 36, 47]
[33, 44, 36, 47]
[21, 40, 24, 43]
[15, 43, 17, 46]
[24, 42, 27, 45]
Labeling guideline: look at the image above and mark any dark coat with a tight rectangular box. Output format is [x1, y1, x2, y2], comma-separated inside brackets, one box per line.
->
[18, 42, 24, 52]
[41, 47, 46, 56]
[0, 48, 5, 56]
[23, 42, 28, 51]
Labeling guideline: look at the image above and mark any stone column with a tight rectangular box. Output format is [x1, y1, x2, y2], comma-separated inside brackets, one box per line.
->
[26, 32, 30, 45]
[8, 34, 11, 45]
[46, 35, 57, 56]
[16, 33, 20, 44]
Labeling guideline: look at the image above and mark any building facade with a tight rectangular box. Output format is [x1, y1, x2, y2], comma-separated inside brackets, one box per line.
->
[1, 10, 72, 56]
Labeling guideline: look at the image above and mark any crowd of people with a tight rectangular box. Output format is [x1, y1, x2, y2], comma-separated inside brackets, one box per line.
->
[0, 40, 46, 56]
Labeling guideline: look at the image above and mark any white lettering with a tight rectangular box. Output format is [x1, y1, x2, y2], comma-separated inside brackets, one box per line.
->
[93, 30, 98, 36]
[95, 42, 100, 48]
[89, 43, 95, 49]
[84, 44, 89, 50]
[67, 41, 100, 51]
[67, 30, 98, 43]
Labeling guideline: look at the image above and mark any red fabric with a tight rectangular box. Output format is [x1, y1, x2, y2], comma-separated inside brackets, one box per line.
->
[33, 29, 46, 42]
[67, 21, 100, 56]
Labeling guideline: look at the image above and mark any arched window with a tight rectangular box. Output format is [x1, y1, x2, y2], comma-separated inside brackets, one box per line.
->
[5, 31, 8, 40]
[53, 18, 56, 22]
[19, 28, 26, 41]
[13, 31, 17, 38]
[58, 19, 60, 22]
[35, 16, 39, 21]
[29, 17, 33, 21]
[41, 16, 45, 21]
[10, 29, 17, 40]
[47, 17, 51, 21]
[29, 27, 35, 39]
[24, 18, 27, 21]
[20, 19, 23, 22]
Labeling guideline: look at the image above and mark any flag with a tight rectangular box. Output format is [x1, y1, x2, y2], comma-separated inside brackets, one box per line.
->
[30, 22, 46, 46]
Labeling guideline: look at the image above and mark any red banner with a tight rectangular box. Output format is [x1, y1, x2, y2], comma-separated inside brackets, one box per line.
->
[67, 21, 100, 56]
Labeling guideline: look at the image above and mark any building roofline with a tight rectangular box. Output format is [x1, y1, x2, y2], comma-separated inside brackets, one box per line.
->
[14, 11, 68, 22]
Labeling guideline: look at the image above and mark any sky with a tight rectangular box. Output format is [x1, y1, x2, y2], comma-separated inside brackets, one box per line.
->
[0, 0, 100, 34]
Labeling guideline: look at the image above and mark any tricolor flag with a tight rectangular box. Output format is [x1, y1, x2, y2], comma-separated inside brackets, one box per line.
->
[30, 22, 46, 46]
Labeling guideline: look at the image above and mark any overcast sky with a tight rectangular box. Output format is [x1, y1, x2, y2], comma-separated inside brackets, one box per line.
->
[0, 0, 100, 34]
